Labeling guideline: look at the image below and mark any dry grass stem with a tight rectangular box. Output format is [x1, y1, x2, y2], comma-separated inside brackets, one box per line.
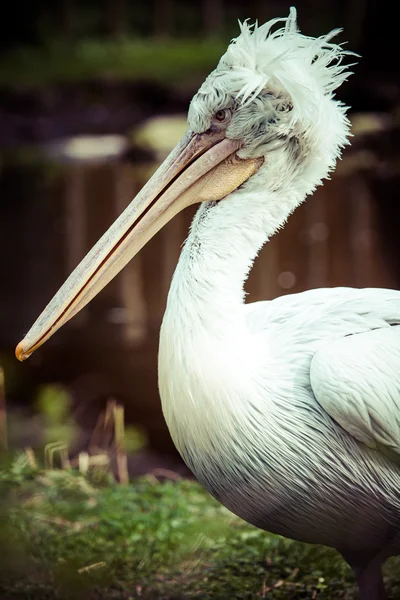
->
[24, 447, 38, 469]
[113, 403, 129, 484]
[79, 451, 90, 475]
[45, 442, 69, 469]
[78, 561, 106, 574]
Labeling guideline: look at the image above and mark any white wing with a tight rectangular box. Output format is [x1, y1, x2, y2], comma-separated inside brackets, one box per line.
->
[247, 287, 400, 455]
[310, 325, 400, 455]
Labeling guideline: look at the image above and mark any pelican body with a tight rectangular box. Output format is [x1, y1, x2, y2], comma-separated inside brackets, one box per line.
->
[16, 9, 400, 599]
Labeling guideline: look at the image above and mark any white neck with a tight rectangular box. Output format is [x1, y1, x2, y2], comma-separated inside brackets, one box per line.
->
[159, 183, 303, 454]
[165, 183, 302, 332]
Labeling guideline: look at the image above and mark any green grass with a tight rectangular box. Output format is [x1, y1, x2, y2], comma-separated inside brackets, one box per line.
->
[1, 454, 400, 599]
[0, 38, 226, 89]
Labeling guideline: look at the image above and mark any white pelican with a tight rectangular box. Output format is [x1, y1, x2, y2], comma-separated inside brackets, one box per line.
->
[16, 8, 400, 599]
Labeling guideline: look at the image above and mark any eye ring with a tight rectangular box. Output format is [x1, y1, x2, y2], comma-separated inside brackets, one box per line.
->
[214, 108, 231, 123]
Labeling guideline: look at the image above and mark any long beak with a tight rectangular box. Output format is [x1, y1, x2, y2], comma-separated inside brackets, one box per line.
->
[16, 129, 263, 361]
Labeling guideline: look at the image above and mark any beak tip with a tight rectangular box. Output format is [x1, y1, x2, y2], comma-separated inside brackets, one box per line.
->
[15, 341, 29, 362]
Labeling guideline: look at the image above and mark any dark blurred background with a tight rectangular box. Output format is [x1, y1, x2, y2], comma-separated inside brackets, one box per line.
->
[1, 0, 399, 473]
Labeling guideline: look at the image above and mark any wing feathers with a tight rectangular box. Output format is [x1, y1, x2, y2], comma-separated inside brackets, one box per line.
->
[310, 326, 400, 454]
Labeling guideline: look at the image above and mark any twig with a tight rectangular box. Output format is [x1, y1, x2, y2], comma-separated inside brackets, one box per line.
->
[150, 468, 182, 481]
[262, 568, 300, 595]
[78, 561, 106, 574]
[263, 579, 284, 594]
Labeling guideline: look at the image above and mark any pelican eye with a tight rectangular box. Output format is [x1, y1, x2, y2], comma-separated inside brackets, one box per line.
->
[214, 108, 231, 123]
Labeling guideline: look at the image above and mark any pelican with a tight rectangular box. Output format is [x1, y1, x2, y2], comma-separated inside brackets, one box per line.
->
[16, 8, 400, 599]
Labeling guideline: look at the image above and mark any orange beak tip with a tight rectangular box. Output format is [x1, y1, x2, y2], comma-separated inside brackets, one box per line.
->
[15, 341, 29, 362]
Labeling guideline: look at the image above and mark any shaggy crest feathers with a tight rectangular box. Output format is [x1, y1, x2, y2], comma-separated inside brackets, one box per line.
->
[189, 6, 355, 175]
[224, 7, 353, 106]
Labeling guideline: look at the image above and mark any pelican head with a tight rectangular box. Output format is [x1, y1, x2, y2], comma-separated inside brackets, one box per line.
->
[16, 7, 353, 361]
[189, 6, 353, 194]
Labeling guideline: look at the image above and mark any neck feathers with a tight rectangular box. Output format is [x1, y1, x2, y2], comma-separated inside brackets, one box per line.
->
[165, 182, 303, 328]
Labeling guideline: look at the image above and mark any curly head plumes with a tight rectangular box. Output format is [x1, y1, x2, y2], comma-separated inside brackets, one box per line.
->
[188, 7, 356, 193]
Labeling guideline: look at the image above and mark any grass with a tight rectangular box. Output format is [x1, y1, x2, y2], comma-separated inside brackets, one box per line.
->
[0, 38, 226, 89]
[0, 453, 399, 600]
